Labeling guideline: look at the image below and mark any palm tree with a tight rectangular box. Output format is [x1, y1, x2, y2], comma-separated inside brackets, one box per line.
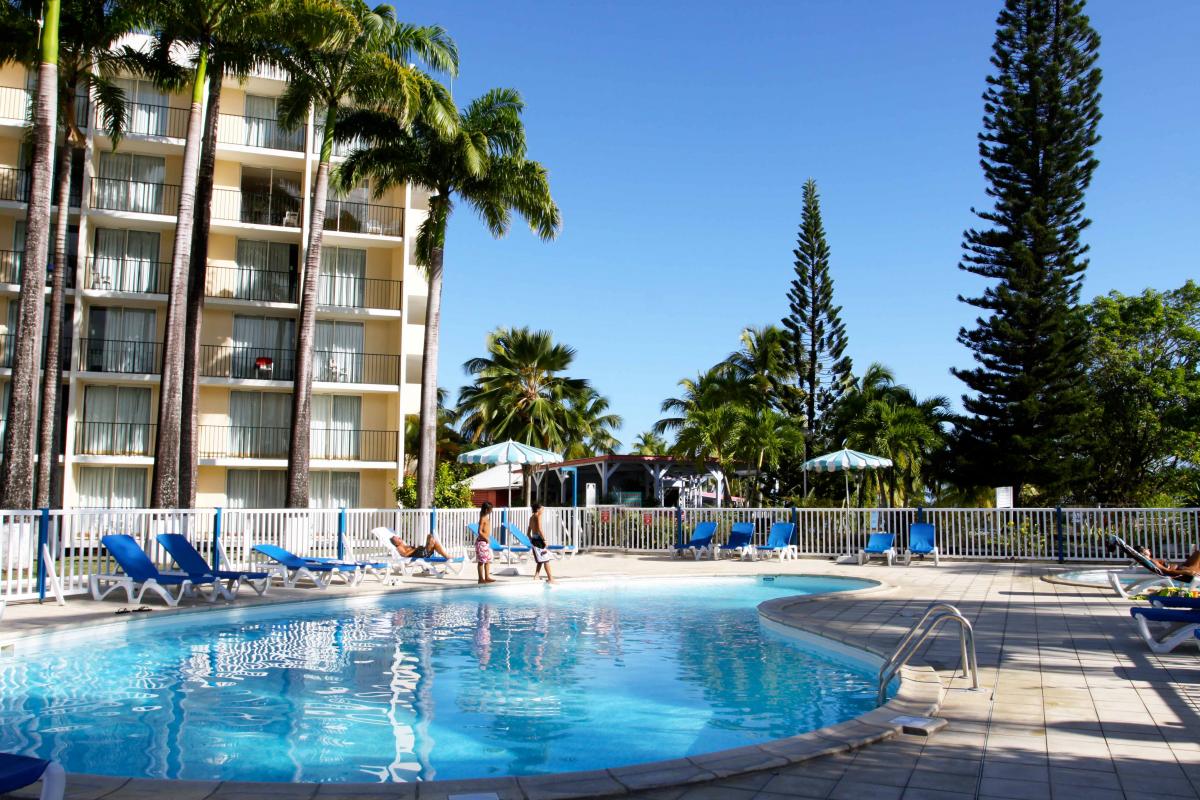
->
[0, 0, 62, 507]
[736, 408, 804, 506]
[563, 388, 622, 458]
[275, 2, 458, 508]
[653, 366, 736, 438]
[722, 325, 796, 412]
[455, 327, 588, 452]
[336, 87, 560, 508]
[402, 386, 464, 467]
[671, 404, 746, 493]
[629, 430, 668, 456]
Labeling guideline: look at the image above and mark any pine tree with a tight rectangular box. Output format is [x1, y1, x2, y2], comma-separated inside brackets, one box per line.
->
[952, 0, 1101, 503]
[781, 179, 853, 448]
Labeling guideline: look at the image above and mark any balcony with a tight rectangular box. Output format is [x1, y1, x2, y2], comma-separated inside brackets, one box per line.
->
[85, 256, 170, 294]
[323, 199, 402, 237]
[198, 425, 398, 461]
[217, 113, 304, 152]
[206, 266, 297, 304]
[75, 421, 156, 456]
[123, 102, 189, 139]
[312, 125, 359, 159]
[1, 167, 83, 206]
[77, 338, 162, 375]
[0, 86, 88, 128]
[199, 344, 400, 384]
[91, 177, 180, 216]
[212, 188, 302, 228]
[317, 274, 402, 311]
[1, 333, 71, 370]
[0, 250, 20, 284]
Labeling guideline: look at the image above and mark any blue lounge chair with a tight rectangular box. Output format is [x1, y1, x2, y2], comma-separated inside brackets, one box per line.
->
[717, 522, 756, 560]
[92, 534, 223, 606]
[673, 521, 718, 560]
[252, 544, 362, 589]
[502, 522, 578, 559]
[858, 532, 896, 566]
[904, 523, 940, 566]
[0, 753, 65, 800]
[1129, 605, 1200, 653]
[469, 523, 531, 564]
[755, 522, 797, 561]
[156, 534, 271, 597]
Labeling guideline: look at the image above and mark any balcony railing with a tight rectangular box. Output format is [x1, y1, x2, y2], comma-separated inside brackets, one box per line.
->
[205, 266, 297, 304]
[323, 199, 402, 237]
[1, 167, 83, 206]
[212, 188, 302, 228]
[0, 86, 88, 128]
[75, 421, 156, 456]
[217, 113, 305, 152]
[0, 251, 78, 289]
[312, 124, 360, 159]
[0, 333, 71, 370]
[199, 344, 400, 384]
[77, 338, 162, 374]
[85, 256, 169, 294]
[91, 177, 180, 215]
[317, 274, 402, 311]
[122, 102, 188, 139]
[198, 424, 398, 461]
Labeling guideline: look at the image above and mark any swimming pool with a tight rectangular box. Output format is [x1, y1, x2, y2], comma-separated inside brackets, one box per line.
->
[0, 575, 882, 783]
[1048, 568, 1142, 588]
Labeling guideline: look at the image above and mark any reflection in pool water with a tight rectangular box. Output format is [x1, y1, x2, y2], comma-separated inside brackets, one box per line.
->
[0, 576, 881, 783]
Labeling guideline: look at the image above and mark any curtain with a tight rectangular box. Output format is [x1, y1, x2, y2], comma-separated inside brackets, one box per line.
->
[319, 247, 366, 307]
[97, 152, 129, 209]
[82, 386, 116, 453]
[117, 387, 151, 454]
[78, 467, 145, 507]
[232, 315, 296, 379]
[0, 382, 9, 446]
[311, 395, 359, 459]
[93, 229, 159, 292]
[236, 240, 292, 302]
[314, 321, 363, 382]
[97, 153, 164, 212]
[230, 391, 291, 456]
[119, 308, 156, 372]
[244, 95, 274, 148]
[309, 471, 360, 509]
[3, 302, 15, 365]
[117, 79, 167, 137]
[229, 391, 258, 457]
[92, 228, 123, 289]
[131, 155, 165, 213]
[228, 470, 286, 508]
[77, 466, 111, 507]
[262, 393, 291, 457]
[84, 386, 150, 454]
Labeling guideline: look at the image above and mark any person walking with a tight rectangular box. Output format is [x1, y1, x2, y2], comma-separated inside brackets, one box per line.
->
[475, 501, 495, 584]
[529, 503, 554, 583]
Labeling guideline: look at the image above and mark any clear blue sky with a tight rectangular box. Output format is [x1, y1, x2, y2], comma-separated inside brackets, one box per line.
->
[406, 0, 1200, 448]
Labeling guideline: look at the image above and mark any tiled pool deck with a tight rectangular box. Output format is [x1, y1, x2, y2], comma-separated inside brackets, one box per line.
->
[2, 554, 1199, 800]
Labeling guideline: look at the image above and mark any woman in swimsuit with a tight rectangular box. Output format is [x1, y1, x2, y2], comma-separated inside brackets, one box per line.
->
[475, 501, 495, 584]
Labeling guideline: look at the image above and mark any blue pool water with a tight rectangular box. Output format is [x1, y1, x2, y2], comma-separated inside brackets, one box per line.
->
[0, 575, 882, 783]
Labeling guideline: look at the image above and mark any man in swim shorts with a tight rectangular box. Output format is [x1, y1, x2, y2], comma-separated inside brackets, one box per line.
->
[390, 533, 451, 560]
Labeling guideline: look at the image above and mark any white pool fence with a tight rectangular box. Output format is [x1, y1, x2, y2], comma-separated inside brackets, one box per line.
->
[0, 505, 1196, 604]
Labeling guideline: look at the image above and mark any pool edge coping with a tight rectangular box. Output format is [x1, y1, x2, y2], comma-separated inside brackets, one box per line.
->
[4, 574, 947, 800]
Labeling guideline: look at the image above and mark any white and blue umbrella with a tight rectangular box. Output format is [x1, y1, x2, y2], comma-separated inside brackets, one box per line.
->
[458, 440, 563, 506]
[803, 443, 893, 506]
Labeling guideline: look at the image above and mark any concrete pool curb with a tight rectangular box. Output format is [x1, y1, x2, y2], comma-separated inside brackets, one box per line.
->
[3, 573, 947, 800]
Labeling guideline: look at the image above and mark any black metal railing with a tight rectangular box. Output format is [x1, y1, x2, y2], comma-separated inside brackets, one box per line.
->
[0, 167, 83, 206]
[90, 177, 180, 215]
[205, 266, 298, 304]
[85, 256, 170, 294]
[198, 344, 400, 384]
[212, 188, 302, 228]
[0, 87, 88, 128]
[323, 199, 403, 236]
[312, 125, 359, 158]
[77, 338, 162, 374]
[217, 113, 305, 152]
[317, 274, 402, 311]
[1, 251, 78, 289]
[75, 421, 156, 456]
[122, 102, 189, 139]
[198, 424, 397, 461]
[0, 333, 71, 369]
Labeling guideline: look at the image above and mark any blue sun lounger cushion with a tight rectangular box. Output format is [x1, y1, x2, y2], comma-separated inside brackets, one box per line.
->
[858, 532, 896, 566]
[252, 544, 361, 590]
[717, 522, 756, 559]
[673, 521, 717, 560]
[0, 753, 65, 799]
[1149, 595, 1200, 609]
[1129, 605, 1200, 654]
[904, 523, 940, 566]
[755, 522, 798, 561]
[93, 534, 221, 606]
[157, 533, 271, 598]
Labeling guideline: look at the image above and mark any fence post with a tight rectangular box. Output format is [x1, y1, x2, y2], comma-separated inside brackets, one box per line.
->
[212, 507, 223, 570]
[789, 505, 798, 547]
[917, 506, 925, 523]
[501, 507, 508, 545]
[429, 507, 436, 539]
[676, 504, 684, 548]
[37, 508, 49, 603]
[1055, 506, 1065, 563]
[337, 508, 347, 561]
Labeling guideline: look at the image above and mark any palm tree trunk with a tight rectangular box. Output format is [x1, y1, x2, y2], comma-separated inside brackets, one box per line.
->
[35, 134, 75, 508]
[286, 107, 335, 508]
[0, 5, 60, 510]
[416, 242, 445, 509]
[152, 46, 208, 508]
[178, 67, 221, 507]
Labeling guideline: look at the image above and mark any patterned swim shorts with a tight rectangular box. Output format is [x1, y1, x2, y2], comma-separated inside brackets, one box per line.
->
[475, 539, 492, 563]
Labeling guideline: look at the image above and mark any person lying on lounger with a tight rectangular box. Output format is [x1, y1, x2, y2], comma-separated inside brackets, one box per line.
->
[1137, 547, 1200, 579]
[390, 533, 451, 560]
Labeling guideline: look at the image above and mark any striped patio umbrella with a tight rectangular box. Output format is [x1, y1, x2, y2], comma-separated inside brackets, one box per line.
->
[804, 443, 893, 557]
[458, 440, 563, 506]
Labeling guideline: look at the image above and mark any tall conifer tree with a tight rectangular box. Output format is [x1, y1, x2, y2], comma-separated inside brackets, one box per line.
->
[953, 0, 1101, 503]
[781, 179, 852, 447]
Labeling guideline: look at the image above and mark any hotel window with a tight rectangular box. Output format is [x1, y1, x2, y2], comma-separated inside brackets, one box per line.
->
[239, 167, 301, 227]
[81, 386, 152, 455]
[318, 247, 366, 307]
[309, 471, 360, 509]
[78, 466, 147, 508]
[92, 228, 160, 292]
[231, 314, 295, 379]
[314, 320, 364, 382]
[310, 395, 361, 459]
[235, 239, 297, 302]
[114, 78, 171, 137]
[226, 469, 286, 508]
[15, 221, 78, 284]
[96, 152, 166, 214]
[229, 391, 292, 458]
[85, 306, 157, 373]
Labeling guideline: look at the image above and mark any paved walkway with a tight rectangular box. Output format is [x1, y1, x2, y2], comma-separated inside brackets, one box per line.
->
[2, 555, 1199, 799]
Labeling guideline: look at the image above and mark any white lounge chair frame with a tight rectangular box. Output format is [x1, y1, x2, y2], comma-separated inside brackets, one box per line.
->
[903, 547, 940, 566]
[753, 543, 798, 561]
[88, 572, 227, 606]
[858, 545, 896, 566]
[1131, 611, 1199, 654]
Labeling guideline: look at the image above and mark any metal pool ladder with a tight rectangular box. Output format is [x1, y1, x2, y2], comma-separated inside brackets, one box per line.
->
[877, 602, 979, 706]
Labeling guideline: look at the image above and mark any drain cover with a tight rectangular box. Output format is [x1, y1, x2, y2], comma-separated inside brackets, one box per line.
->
[890, 715, 948, 736]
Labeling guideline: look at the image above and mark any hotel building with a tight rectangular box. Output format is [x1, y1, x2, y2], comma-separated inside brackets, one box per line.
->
[0, 55, 428, 509]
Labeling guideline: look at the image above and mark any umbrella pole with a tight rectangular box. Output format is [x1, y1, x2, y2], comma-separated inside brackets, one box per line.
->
[507, 464, 512, 508]
[844, 470, 851, 557]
